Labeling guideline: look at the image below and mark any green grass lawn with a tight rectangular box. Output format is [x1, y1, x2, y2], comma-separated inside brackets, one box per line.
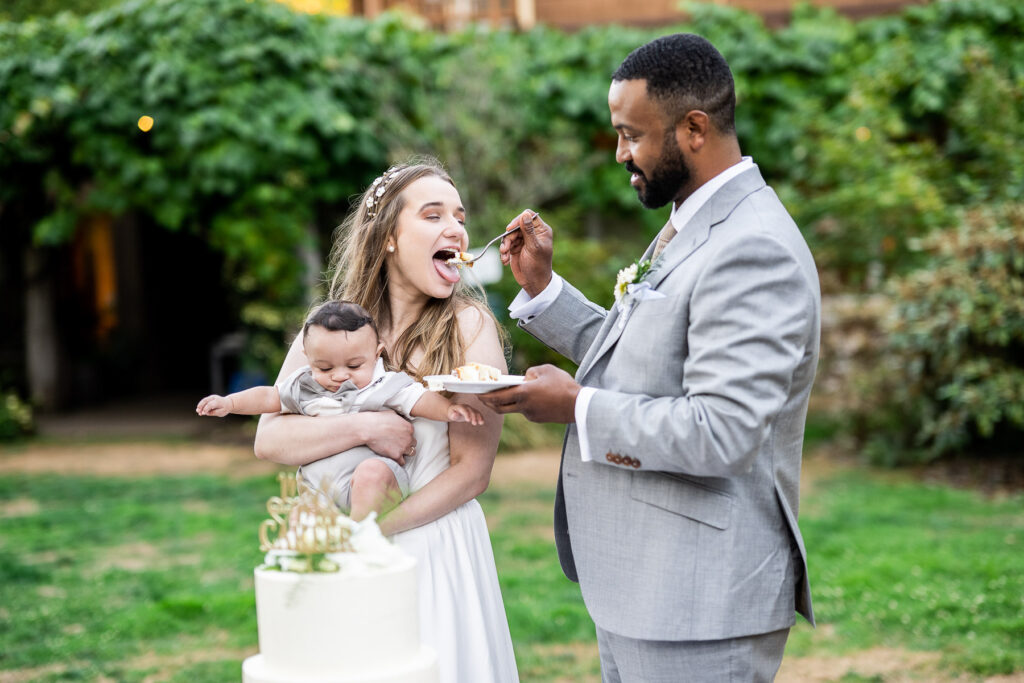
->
[785, 471, 1024, 676]
[0, 457, 1021, 681]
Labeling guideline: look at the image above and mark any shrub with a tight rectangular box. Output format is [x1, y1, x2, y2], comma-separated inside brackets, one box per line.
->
[856, 204, 1024, 463]
[760, 1, 1024, 289]
[0, 390, 34, 441]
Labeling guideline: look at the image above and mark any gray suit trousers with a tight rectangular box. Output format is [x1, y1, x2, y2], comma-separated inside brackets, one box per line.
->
[596, 626, 790, 683]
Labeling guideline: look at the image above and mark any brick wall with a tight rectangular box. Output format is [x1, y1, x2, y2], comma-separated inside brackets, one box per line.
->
[362, 0, 925, 30]
[535, 0, 924, 29]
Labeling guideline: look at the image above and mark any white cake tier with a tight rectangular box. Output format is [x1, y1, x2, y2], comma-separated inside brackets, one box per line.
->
[241, 647, 438, 683]
[247, 558, 437, 682]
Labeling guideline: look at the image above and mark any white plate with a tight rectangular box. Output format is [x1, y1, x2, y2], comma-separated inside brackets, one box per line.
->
[424, 374, 526, 394]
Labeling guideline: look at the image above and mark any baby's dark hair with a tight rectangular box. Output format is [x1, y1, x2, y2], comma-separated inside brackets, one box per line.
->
[612, 33, 736, 134]
[303, 300, 378, 340]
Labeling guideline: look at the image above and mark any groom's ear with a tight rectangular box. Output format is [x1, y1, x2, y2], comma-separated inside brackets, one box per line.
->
[675, 110, 709, 152]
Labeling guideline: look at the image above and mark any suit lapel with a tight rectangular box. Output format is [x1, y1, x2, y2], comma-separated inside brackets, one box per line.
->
[576, 221, 709, 382]
[573, 229, 659, 381]
[576, 167, 767, 383]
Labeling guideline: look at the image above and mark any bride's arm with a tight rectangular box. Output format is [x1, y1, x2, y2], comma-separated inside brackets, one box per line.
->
[253, 334, 415, 466]
[379, 306, 505, 535]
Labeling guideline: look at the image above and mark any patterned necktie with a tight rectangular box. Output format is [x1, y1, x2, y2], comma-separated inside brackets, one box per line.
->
[651, 219, 676, 260]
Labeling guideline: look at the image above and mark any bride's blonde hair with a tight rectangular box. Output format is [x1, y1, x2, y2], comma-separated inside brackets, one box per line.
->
[326, 157, 504, 381]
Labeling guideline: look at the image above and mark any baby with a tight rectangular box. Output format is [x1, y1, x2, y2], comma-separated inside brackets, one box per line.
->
[197, 300, 483, 520]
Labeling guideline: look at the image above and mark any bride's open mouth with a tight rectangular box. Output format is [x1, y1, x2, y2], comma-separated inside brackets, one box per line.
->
[433, 249, 464, 283]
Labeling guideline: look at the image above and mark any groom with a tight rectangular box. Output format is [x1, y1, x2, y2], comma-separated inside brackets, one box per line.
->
[480, 34, 820, 681]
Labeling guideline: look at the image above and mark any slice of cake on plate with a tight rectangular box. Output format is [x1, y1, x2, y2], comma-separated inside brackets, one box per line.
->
[451, 362, 501, 382]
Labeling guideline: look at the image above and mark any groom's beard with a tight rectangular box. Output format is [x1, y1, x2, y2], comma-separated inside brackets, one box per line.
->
[628, 132, 692, 209]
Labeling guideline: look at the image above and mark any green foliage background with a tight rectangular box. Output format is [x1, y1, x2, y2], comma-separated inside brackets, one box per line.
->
[0, 0, 120, 22]
[2, 0, 1023, 458]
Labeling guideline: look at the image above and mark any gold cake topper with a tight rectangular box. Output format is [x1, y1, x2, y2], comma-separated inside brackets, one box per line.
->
[259, 472, 355, 555]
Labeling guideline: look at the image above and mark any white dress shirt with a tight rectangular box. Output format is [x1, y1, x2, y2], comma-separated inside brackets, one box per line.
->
[509, 157, 756, 461]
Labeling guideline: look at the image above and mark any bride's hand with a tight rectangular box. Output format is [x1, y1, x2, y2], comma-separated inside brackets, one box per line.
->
[361, 412, 415, 465]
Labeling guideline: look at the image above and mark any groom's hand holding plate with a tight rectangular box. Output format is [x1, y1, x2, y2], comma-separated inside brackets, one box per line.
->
[424, 374, 527, 394]
[478, 364, 580, 424]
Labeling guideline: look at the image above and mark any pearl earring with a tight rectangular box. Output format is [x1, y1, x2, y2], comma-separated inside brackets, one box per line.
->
[387, 245, 395, 253]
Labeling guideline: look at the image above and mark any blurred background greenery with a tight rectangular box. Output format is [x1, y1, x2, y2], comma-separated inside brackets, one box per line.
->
[1, 0, 1022, 458]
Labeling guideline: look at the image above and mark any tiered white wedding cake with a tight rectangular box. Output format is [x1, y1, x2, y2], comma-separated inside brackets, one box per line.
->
[242, 475, 438, 683]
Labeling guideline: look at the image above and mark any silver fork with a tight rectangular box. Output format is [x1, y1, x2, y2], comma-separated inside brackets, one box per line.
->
[450, 223, 522, 266]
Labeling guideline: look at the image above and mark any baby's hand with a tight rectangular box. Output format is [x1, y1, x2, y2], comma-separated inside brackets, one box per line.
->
[447, 403, 484, 426]
[196, 395, 231, 417]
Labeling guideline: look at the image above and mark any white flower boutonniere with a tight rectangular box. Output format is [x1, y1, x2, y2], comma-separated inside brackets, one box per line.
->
[614, 258, 653, 303]
[613, 258, 665, 328]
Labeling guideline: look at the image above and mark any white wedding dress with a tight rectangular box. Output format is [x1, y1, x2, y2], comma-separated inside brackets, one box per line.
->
[391, 417, 520, 683]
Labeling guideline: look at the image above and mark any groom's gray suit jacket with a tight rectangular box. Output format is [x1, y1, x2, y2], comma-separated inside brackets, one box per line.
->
[522, 166, 819, 641]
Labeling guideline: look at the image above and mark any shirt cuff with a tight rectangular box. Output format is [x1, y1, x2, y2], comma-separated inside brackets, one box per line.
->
[574, 387, 597, 462]
[508, 274, 563, 322]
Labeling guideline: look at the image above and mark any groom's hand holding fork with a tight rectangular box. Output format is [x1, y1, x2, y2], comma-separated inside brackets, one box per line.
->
[499, 210, 553, 296]
[479, 211, 581, 424]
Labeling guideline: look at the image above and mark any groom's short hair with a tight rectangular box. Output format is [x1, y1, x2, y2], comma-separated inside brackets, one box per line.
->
[612, 33, 736, 135]
[304, 300, 378, 340]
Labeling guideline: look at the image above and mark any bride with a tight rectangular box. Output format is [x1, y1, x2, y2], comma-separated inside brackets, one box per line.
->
[253, 158, 519, 683]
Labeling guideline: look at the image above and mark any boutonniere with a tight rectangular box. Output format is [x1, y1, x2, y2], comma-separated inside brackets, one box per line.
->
[613, 258, 665, 328]
[614, 258, 653, 303]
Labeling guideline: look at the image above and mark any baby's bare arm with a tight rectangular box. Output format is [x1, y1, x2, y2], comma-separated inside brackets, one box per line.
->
[197, 386, 281, 417]
[410, 391, 484, 426]
[409, 391, 457, 422]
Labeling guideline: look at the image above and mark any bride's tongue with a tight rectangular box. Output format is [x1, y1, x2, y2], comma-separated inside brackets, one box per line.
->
[433, 251, 461, 283]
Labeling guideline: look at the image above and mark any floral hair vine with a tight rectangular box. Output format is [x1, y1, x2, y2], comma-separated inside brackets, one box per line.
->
[365, 167, 401, 219]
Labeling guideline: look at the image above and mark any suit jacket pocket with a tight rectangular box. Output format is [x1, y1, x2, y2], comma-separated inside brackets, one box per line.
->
[630, 471, 732, 530]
